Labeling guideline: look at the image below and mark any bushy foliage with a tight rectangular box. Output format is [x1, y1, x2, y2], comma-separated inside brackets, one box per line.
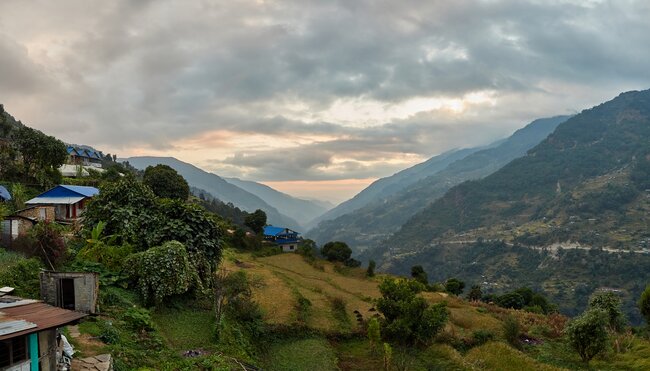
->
[502, 315, 521, 349]
[77, 221, 132, 271]
[589, 291, 626, 332]
[244, 209, 267, 234]
[84, 177, 222, 279]
[367, 260, 376, 277]
[411, 265, 428, 285]
[376, 278, 448, 346]
[10, 125, 67, 186]
[496, 292, 525, 310]
[445, 278, 465, 296]
[367, 317, 381, 354]
[566, 308, 609, 363]
[321, 241, 352, 262]
[84, 176, 159, 248]
[142, 164, 190, 200]
[0, 249, 42, 298]
[18, 221, 67, 269]
[640, 285, 650, 326]
[467, 285, 482, 301]
[125, 241, 199, 306]
[122, 307, 155, 333]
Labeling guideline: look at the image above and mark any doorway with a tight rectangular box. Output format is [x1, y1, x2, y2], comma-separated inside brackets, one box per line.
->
[59, 278, 75, 310]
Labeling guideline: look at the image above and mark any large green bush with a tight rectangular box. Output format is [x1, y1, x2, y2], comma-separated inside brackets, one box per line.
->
[125, 241, 199, 306]
[566, 308, 609, 363]
[376, 278, 448, 346]
[588, 291, 626, 332]
[0, 249, 42, 298]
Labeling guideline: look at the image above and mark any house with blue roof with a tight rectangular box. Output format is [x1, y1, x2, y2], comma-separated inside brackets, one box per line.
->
[25, 185, 99, 222]
[263, 225, 301, 252]
[66, 146, 103, 167]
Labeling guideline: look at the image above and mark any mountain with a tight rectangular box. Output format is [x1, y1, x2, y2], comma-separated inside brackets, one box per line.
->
[307, 147, 484, 228]
[307, 115, 570, 251]
[223, 177, 329, 225]
[124, 156, 303, 230]
[369, 90, 650, 323]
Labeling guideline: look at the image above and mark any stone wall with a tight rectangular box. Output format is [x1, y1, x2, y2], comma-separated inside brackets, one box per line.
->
[40, 271, 99, 314]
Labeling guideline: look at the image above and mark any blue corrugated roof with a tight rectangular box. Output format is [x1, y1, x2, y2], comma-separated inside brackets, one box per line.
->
[263, 225, 300, 237]
[32, 185, 99, 200]
[0, 186, 11, 201]
[59, 185, 99, 197]
[263, 225, 285, 236]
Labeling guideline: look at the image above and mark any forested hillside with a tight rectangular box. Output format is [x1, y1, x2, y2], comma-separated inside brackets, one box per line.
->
[308, 116, 569, 251]
[125, 156, 303, 230]
[369, 90, 650, 324]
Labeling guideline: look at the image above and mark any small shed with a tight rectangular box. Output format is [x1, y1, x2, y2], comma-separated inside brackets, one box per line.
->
[40, 272, 99, 314]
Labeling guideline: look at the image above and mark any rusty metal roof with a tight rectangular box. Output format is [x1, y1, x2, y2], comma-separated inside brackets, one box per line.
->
[0, 301, 86, 340]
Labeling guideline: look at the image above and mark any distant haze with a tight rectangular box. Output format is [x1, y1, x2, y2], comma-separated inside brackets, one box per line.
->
[1, 1, 649, 200]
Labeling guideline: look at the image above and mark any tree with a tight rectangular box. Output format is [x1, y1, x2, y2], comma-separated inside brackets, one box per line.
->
[375, 278, 448, 346]
[496, 292, 525, 310]
[467, 285, 483, 301]
[445, 278, 465, 296]
[244, 209, 267, 234]
[566, 308, 609, 363]
[639, 285, 650, 326]
[367, 317, 381, 355]
[321, 241, 352, 262]
[142, 164, 190, 200]
[367, 260, 376, 277]
[588, 291, 626, 332]
[13, 125, 66, 185]
[410, 265, 428, 285]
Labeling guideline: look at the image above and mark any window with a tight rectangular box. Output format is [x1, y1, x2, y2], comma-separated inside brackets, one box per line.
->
[0, 336, 29, 367]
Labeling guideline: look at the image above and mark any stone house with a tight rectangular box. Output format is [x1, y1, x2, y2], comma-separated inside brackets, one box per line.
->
[39, 271, 99, 314]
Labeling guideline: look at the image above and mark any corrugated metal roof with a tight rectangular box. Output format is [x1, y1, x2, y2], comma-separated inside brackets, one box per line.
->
[26, 196, 84, 205]
[0, 302, 86, 340]
[58, 185, 99, 197]
[0, 319, 37, 336]
[0, 185, 10, 200]
[263, 225, 300, 237]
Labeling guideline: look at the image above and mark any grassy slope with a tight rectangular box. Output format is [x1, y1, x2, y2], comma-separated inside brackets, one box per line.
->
[66, 250, 650, 370]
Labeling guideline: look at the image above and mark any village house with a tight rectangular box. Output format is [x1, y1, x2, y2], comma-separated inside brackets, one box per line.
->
[0, 205, 55, 248]
[263, 225, 301, 252]
[59, 146, 106, 178]
[0, 294, 86, 370]
[24, 185, 99, 223]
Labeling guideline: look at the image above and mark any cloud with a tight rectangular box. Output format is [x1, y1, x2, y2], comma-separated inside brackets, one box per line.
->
[0, 0, 649, 187]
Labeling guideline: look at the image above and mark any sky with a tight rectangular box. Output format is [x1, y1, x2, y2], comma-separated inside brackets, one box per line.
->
[1, 0, 650, 203]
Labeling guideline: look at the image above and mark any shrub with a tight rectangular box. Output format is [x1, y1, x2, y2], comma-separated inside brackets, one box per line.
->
[503, 316, 521, 349]
[445, 278, 465, 296]
[411, 265, 428, 285]
[640, 285, 650, 326]
[366, 260, 376, 277]
[123, 307, 155, 333]
[0, 250, 42, 298]
[367, 317, 381, 354]
[142, 164, 189, 200]
[125, 241, 199, 306]
[472, 329, 495, 346]
[565, 308, 609, 363]
[588, 291, 626, 332]
[321, 241, 352, 262]
[295, 294, 312, 324]
[376, 278, 448, 346]
[497, 292, 525, 310]
[467, 285, 482, 301]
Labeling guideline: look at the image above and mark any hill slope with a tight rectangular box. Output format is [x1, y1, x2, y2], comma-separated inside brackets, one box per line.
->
[124, 156, 303, 230]
[308, 147, 484, 228]
[370, 90, 650, 324]
[308, 115, 569, 251]
[224, 177, 329, 225]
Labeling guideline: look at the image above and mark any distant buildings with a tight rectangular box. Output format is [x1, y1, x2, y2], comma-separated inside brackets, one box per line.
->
[59, 146, 106, 177]
[263, 225, 301, 252]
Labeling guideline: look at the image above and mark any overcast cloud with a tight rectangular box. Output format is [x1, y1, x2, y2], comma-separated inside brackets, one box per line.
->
[1, 0, 649, 200]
